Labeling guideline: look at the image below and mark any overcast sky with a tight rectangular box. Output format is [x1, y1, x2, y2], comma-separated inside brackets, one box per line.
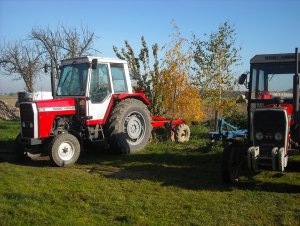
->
[0, 0, 299, 93]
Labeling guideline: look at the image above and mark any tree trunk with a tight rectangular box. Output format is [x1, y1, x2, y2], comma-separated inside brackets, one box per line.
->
[214, 109, 219, 131]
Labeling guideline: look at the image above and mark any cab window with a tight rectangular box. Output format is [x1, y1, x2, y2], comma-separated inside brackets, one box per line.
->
[89, 64, 111, 103]
[110, 63, 127, 93]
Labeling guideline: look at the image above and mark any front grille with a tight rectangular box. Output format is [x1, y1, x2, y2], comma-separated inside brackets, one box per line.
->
[253, 109, 287, 150]
[20, 103, 34, 138]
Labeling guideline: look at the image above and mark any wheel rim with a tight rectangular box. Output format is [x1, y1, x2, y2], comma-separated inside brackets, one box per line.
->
[123, 111, 146, 145]
[57, 141, 75, 161]
[180, 129, 188, 140]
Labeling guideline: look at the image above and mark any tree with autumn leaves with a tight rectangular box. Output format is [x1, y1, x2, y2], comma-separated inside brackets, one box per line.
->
[114, 24, 204, 124]
[114, 21, 241, 126]
[160, 24, 203, 123]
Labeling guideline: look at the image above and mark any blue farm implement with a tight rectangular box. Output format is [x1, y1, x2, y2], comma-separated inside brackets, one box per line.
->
[208, 118, 247, 141]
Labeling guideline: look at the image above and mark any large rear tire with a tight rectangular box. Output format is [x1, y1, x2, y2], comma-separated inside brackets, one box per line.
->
[49, 133, 81, 167]
[221, 143, 244, 184]
[107, 98, 152, 154]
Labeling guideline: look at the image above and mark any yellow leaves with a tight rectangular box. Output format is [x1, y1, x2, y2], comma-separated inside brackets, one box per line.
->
[161, 73, 204, 123]
[158, 26, 204, 124]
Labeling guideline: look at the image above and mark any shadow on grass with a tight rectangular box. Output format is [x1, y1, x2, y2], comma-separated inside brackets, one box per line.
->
[237, 180, 300, 193]
[0, 140, 15, 150]
[1, 137, 299, 193]
[0, 153, 52, 167]
[0, 140, 52, 167]
[77, 147, 300, 193]
[238, 161, 300, 193]
[77, 149, 224, 191]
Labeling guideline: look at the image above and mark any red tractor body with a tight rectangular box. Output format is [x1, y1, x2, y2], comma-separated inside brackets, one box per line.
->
[222, 49, 300, 184]
[16, 56, 190, 166]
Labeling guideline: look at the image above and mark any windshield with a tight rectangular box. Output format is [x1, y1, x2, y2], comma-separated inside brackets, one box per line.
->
[57, 63, 89, 96]
[250, 63, 295, 100]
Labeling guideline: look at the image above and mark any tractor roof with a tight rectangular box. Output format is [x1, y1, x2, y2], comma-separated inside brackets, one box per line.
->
[61, 56, 127, 65]
[251, 53, 300, 64]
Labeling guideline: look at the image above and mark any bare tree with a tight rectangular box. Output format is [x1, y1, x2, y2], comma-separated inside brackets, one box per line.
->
[0, 40, 42, 92]
[60, 25, 97, 58]
[30, 24, 98, 78]
[30, 26, 61, 79]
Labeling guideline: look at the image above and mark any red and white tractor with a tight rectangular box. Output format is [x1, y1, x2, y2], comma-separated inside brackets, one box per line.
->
[15, 57, 190, 166]
[221, 48, 300, 184]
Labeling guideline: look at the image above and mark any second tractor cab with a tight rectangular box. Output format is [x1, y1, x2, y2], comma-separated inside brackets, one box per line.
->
[222, 48, 300, 184]
[15, 56, 190, 167]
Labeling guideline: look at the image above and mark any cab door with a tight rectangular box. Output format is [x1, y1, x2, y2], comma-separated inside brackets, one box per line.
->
[86, 63, 112, 121]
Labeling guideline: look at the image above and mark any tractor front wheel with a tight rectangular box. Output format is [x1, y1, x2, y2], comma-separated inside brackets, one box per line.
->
[49, 133, 81, 167]
[221, 143, 244, 184]
[107, 98, 152, 154]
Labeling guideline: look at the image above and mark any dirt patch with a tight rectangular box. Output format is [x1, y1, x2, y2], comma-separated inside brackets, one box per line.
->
[0, 100, 19, 120]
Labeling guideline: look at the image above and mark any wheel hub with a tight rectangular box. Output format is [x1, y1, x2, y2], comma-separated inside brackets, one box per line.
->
[124, 111, 146, 145]
[58, 141, 75, 161]
[127, 116, 142, 139]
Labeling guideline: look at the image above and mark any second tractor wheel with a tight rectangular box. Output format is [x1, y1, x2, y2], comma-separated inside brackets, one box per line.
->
[107, 98, 152, 154]
[49, 133, 81, 167]
[221, 143, 244, 184]
[175, 124, 190, 143]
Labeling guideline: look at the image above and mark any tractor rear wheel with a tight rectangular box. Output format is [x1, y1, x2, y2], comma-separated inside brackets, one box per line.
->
[221, 143, 244, 184]
[107, 98, 152, 154]
[175, 124, 190, 143]
[49, 133, 81, 167]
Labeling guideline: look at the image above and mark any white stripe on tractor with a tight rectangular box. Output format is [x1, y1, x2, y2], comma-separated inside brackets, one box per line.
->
[32, 103, 39, 138]
[38, 106, 75, 112]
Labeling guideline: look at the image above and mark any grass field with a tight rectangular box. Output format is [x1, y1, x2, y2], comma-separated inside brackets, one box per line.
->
[0, 120, 299, 225]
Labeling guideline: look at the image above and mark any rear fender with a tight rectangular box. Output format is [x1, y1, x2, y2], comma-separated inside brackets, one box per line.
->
[89, 93, 151, 126]
[113, 93, 151, 106]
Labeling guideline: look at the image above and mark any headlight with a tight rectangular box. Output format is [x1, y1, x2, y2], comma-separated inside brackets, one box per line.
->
[255, 132, 264, 140]
[274, 132, 283, 141]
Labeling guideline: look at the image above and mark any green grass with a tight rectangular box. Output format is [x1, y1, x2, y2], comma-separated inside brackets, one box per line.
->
[0, 120, 19, 149]
[0, 120, 299, 226]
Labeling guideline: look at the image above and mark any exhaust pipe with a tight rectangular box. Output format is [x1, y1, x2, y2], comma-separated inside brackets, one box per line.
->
[293, 48, 299, 138]
[50, 59, 56, 99]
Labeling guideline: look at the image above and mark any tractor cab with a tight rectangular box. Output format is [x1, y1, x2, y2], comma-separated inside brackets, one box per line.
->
[56, 57, 133, 122]
[246, 52, 300, 172]
[221, 49, 300, 184]
[247, 53, 299, 141]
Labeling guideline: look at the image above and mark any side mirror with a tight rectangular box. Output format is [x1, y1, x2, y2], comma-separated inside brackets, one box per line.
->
[238, 73, 247, 85]
[91, 59, 98, 70]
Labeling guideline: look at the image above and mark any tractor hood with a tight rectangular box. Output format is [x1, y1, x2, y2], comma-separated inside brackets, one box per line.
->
[36, 98, 76, 113]
[35, 98, 77, 138]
